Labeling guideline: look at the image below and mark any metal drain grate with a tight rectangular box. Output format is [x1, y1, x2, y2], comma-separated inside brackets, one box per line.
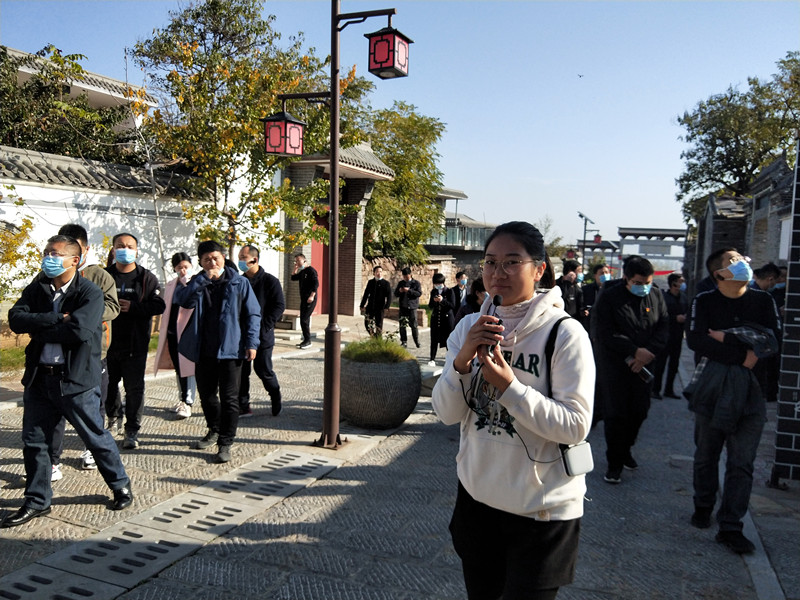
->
[0, 564, 125, 600]
[238, 450, 342, 480]
[126, 492, 265, 540]
[39, 523, 202, 589]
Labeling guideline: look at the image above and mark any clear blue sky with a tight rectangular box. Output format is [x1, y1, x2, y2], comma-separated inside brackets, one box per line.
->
[1, 0, 798, 246]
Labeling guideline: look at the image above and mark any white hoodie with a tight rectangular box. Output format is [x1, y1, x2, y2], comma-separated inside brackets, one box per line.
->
[432, 286, 595, 521]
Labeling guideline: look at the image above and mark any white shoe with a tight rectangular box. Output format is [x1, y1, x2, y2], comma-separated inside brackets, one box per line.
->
[51, 464, 63, 482]
[80, 449, 97, 470]
[171, 401, 183, 413]
[176, 402, 192, 419]
[427, 360, 436, 367]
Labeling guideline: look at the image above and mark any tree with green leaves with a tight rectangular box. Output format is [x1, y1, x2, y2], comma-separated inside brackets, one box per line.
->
[676, 51, 799, 224]
[364, 101, 445, 265]
[533, 215, 567, 260]
[0, 45, 134, 164]
[132, 0, 373, 255]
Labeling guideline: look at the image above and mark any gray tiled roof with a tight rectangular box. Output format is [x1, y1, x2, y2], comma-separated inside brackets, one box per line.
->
[0, 145, 193, 198]
[301, 142, 395, 178]
[5, 46, 157, 105]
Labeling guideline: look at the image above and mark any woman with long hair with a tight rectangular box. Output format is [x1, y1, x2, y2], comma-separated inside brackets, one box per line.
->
[154, 252, 196, 419]
[432, 221, 595, 599]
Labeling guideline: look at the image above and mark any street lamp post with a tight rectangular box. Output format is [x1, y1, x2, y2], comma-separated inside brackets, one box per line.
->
[577, 211, 595, 273]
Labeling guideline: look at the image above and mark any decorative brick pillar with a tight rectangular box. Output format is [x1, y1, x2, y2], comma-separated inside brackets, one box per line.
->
[774, 138, 800, 481]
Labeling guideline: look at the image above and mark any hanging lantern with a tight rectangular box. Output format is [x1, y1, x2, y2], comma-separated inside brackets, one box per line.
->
[594, 234, 602, 244]
[261, 111, 305, 156]
[364, 27, 413, 79]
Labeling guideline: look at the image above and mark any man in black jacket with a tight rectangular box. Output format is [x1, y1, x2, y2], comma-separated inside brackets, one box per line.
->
[105, 233, 166, 449]
[395, 267, 422, 348]
[652, 273, 687, 399]
[4, 235, 132, 528]
[686, 248, 780, 554]
[237, 245, 285, 416]
[360, 265, 392, 336]
[593, 256, 668, 484]
[555, 259, 585, 319]
[290, 253, 318, 349]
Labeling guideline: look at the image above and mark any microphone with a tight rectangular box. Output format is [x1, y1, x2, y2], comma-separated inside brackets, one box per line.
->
[486, 295, 503, 353]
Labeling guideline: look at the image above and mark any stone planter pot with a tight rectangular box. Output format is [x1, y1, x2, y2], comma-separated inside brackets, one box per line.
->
[340, 358, 422, 429]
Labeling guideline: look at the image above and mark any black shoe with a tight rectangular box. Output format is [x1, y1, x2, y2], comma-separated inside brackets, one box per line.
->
[192, 431, 219, 449]
[664, 391, 680, 399]
[604, 468, 622, 484]
[691, 507, 712, 529]
[297, 341, 312, 350]
[216, 445, 232, 463]
[271, 394, 282, 417]
[716, 530, 755, 554]
[111, 486, 133, 511]
[415, 341, 421, 348]
[651, 391, 663, 400]
[623, 456, 638, 470]
[1, 505, 51, 528]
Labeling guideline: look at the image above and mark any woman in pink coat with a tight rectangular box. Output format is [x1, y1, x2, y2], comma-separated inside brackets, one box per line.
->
[155, 252, 196, 419]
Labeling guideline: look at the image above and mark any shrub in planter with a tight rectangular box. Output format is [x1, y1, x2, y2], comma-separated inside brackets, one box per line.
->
[340, 336, 421, 429]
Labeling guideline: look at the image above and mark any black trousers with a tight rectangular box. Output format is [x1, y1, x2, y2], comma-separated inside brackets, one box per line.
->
[653, 337, 682, 394]
[239, 346, 281, 409]
[299, 297, 317, 344]
[195, 356, 243, 447]
[51, 358, 107, 463]
[398, 307, 419, 345]
[450, 482, 577, 599]
[167, 330, 193, 404]
[106, 351, 147, 434]
[603, 369, 651, 469]
[364, 310, 385, 337]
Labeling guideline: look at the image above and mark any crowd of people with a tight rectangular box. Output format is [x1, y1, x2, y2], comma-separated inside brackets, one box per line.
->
[3, 219, 785, 596]
[2, 223, 317, 528]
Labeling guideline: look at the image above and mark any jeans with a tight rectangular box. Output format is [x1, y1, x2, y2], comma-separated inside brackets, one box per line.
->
[398, 307, 419, 345]
[23, 372, 130, 509]
[238, 346, 281, 410]
[196, 356, 243, 447]
[106, 351, 148, 433]
[693, 411, 765, 531]
[51, 357, 107, 464]
[299, 297, 316, 344]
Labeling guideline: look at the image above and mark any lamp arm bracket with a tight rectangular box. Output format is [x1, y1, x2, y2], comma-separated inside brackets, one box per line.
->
[337, 8, 396, 31]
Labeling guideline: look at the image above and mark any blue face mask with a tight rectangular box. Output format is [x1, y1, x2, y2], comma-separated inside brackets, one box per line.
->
[576, 273, 584, 283]
[115, 248, 136, 265]
[238, 260, 250, 272]
[459, 278, 467, 286]
[726, 260, 753, 282]
[630, 283, 652, 297]
[599, 273, 612, 283]
[42, 256, 69, 278]
[434, 284, 444, 291]
[774, 282, 786, 290]
[680, 282, 687, 292]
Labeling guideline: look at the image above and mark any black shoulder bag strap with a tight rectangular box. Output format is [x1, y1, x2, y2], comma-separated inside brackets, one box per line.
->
[545, 316, 571, 398]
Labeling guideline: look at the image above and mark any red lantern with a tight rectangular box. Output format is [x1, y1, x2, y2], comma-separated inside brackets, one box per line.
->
[594, 234, 602, 244]
[364, 27, 413, 79]
[566, 249, 575, 259]
[261, 111, 305, 156]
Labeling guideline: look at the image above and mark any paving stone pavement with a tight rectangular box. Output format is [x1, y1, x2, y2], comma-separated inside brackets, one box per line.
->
[1, 317, 798, 599]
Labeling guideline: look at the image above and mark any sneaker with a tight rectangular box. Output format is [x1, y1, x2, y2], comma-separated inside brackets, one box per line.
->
[176, 402, 192, 419]
[716, 530, 755, 554]
[401, 342, 407, 348]
[170, 401, 183, 414]
[80, 449, 97, 470]
[108, 417, 123, 436]
[415, 341, 421, 348]
[51, 464, 63, 482]
[604, 468, 622, 484]
[192, 431, 219, 450]
[691, 507, 713, 529]
[297, 341, 312, 350]
[239, 406, 254, 418]
[623, 456, 638, 470]
[427, 360, 436, 367]
[216, 445, 232, 463]
[122, 433, 139, 449]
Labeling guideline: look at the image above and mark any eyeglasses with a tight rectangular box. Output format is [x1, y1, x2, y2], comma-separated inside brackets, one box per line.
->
[480, 259, 537, 275]
[43, 251, 78, 259]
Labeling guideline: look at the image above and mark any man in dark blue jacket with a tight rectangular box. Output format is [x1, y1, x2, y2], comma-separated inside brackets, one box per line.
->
[175, 241, 261, 463]
[4, 235, 132, 528]
[237, 245, 285, 417]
